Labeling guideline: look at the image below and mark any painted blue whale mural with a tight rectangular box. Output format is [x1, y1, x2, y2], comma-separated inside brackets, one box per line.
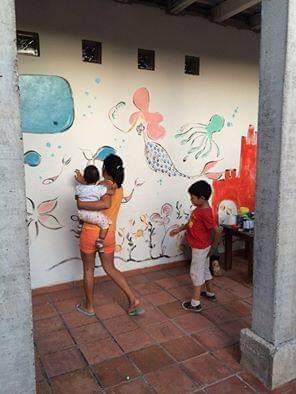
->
[19, 75, 74, 134]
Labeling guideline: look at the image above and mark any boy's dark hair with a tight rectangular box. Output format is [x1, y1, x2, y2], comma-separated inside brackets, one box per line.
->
[103, 154, 124, 188]
[84, 165, 100, 184]
[188, 180, 212, 200]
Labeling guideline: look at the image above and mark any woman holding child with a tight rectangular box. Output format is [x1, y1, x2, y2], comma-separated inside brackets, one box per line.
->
[75, 154, 143, 317]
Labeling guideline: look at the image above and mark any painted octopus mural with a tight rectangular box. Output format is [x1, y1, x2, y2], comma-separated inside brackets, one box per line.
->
[175, 114, 225, 162]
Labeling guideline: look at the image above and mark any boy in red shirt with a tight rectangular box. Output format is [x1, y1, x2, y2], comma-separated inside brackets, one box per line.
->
[170, 181, 220, 312]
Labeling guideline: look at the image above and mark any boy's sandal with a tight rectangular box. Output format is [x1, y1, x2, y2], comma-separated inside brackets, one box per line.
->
[128, 307, 145, 316]
[76, 304, 96, 317]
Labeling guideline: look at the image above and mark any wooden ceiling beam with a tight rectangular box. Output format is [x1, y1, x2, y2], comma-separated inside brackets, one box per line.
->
[212, 0, 261, 23]
[170, 0, 212, 15]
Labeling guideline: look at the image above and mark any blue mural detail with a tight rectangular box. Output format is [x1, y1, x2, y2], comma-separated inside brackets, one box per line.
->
[24, 150, 42, 167]
[81, 146, 116, 164]
[19, 75, 74, 134]
[95, 146, 116, 161]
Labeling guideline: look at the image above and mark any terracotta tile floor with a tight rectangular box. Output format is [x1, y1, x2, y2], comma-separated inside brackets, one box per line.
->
[33, 256, 296, 393]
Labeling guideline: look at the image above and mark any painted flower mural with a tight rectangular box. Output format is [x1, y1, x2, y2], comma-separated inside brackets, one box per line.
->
[26, 197, 63, 240]
[150, 203, 173, 256]
[113, 202, 187, 263]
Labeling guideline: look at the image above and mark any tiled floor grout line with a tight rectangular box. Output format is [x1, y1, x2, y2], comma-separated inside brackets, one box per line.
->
[34, 344, 54, 392]
[200, 372, 245, 392]
[157, 342, 205, 389]
[236, 372, 258, 392]
[65, 327, 104, 390]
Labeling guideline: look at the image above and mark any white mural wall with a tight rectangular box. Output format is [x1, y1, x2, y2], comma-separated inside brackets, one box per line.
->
[16, 0, 260, 289]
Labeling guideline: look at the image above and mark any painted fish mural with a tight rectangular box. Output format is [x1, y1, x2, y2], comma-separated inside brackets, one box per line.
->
[24, 150, 42, 167]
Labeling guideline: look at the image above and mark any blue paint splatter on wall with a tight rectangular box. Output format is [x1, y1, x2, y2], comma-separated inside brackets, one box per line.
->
[24, 150, 42, 167]
[19, 75, 74, 134]
[95, 77, 101, 84]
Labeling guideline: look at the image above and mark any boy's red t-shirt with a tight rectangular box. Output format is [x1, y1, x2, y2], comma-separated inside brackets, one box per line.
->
[186, 207, 215, 249]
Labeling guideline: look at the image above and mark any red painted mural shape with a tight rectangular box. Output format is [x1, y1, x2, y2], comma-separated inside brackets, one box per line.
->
[212, 125, 257, 221]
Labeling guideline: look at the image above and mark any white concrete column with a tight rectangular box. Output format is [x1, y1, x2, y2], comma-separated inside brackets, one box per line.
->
[0, 0, 35, 393]
[241, 0, 296, 390]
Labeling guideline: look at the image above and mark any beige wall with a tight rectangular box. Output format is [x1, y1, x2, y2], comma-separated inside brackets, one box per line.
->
[16, 0, 259, 289]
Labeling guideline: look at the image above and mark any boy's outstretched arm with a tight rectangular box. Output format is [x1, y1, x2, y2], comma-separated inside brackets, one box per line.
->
[170, 223, 188, 237]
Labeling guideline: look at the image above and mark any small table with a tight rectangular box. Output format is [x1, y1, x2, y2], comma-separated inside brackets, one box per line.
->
[222, 224, 254, 282]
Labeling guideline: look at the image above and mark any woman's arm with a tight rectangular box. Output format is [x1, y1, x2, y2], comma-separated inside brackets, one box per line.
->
[77, 194, 111, 211]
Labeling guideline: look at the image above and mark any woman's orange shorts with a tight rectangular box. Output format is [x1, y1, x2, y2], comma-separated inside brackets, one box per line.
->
[79, 226, 116, 254]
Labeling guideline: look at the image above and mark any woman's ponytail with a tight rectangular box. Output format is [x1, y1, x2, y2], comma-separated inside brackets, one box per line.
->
[103, 154, 125, 187]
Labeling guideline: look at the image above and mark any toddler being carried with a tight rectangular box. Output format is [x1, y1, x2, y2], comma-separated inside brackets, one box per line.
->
[75, 165, 113, 250]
